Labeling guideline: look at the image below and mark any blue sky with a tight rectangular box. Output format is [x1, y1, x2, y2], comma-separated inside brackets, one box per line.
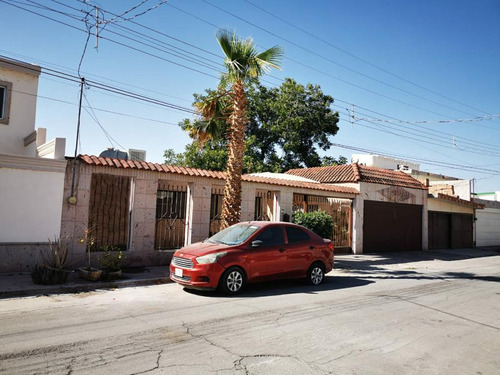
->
[2, 0, 499, 192]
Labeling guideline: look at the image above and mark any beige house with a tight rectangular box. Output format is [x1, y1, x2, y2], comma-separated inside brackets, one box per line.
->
[60, 155, 358, 268]
[286, 164, 429, 254]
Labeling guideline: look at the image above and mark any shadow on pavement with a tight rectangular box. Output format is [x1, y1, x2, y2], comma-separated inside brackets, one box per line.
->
[183, 275, 374, 298]
[336, 247, 500, 271]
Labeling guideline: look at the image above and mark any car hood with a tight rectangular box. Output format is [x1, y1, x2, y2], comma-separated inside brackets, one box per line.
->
[175, 241, 230, 257]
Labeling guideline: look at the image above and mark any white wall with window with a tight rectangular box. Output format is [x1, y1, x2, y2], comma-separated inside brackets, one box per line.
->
[0, 57, 41, 155]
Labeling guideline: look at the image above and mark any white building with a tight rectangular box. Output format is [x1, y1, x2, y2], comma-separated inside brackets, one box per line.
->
[0, 56, 67, 272]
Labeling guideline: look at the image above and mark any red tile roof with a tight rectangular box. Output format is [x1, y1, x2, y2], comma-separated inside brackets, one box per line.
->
[433, 193, 484, 209]
[241, 174, 358, 194]
[286, 163, 427, 190]
[79, 154, 227, 178]
[77, 155, 358, 195]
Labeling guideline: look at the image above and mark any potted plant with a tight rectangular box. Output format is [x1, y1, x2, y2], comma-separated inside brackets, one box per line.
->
[77, 227, 103, 281]
[99, 246, 123, 280]
[31, 236, 71, 285]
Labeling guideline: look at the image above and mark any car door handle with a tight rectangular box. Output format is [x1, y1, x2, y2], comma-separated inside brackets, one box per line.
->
[279, 248, 286, 253]
[309, 246, 315, 250]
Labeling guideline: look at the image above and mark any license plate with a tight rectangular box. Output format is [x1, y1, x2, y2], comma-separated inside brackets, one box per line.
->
[175, 268, 183, 277]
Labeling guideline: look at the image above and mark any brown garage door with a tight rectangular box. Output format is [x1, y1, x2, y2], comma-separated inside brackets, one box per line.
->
[364, 201, 422, 252]
[428, 212, 473, 249]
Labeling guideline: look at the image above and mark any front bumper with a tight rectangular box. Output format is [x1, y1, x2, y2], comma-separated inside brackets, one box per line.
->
[169, 261, 226, 290]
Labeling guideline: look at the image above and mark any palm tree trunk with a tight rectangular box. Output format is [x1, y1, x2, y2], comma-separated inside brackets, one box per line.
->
[221, 80, 247, 229]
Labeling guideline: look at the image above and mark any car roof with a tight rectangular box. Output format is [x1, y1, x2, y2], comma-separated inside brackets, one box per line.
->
[237, 221, 313, 230]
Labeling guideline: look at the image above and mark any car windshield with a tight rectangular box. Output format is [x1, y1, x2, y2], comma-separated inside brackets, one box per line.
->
[207, 224, 260, 246]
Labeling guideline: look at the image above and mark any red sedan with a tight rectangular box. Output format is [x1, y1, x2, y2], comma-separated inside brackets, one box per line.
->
[170, 221, 334, 294]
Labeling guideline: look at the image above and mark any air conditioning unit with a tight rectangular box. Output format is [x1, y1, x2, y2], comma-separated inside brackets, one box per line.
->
[128, 149, 146, 162]
[397, 165, 412, 173]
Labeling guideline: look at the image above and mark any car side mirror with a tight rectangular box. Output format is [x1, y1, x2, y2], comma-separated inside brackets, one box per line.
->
[251, 240, 263, 248]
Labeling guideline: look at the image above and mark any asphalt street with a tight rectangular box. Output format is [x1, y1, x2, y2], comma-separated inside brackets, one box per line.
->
[0, 250, 499, 374]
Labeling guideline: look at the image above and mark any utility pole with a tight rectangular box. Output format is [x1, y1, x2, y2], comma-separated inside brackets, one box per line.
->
[69, 78, 85, 202]
[95, 6, 99, 50]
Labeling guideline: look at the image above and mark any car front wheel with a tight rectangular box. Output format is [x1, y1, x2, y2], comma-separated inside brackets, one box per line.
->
[219, 267, 246, 295]
[307, 263, 325, 285]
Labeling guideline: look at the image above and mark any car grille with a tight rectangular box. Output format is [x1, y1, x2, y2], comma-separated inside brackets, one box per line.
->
[171, 274, 191, 282]
[172, 256, 194, 269]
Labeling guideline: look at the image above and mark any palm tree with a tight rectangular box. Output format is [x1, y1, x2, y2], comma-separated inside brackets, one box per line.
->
[214, 29, 283, 229]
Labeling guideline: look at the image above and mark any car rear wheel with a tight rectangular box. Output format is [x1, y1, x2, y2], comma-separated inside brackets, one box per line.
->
[219, 267, 246, 295]
[307, 263, 325, 285]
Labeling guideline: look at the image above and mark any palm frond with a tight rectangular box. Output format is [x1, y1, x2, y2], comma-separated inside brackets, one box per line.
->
[216, 29, 282, 84]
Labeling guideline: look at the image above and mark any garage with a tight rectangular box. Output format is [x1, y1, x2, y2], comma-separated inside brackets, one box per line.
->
[428, 212, 473, 249]
[363, 200, 423, 252]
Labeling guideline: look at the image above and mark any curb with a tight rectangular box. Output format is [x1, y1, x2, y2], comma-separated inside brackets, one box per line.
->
[0, 277, 173, 299]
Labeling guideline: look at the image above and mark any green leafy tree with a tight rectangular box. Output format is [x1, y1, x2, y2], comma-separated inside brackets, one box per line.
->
[166, 78, 346, 172]
[246, 79, 341, 171]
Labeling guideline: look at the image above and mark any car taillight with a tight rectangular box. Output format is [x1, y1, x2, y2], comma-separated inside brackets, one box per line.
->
[328, 242, 334, 252]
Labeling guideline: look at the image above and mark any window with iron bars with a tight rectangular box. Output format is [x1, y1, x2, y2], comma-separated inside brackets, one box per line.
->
[156, 190, 186, 220]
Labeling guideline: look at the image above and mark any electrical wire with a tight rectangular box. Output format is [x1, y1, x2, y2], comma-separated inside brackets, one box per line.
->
[3, 1, 499, 177]
[200, 0, 487, 119]
[242, 0, 494, 117]
[331, 103, 500, 153]
[328, 142, 500, 175]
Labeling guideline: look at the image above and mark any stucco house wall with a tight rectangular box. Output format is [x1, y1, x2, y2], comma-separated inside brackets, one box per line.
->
[474, 199, 500, 247]
[60, 157, 357, 269]
[0, 58, 41, 156]
[0, 155, 66, 271]
[349, 182, 428, 254]
[428, 198, 474, 215]
[0, 58, 67, 272]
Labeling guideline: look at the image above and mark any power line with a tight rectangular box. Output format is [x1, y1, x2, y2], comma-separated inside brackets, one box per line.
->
[19, 0, 485, 126]
[355, 117, 500, 158]
[4, 54, 499, 178]
[331, 104, 500, 156]
[3, 2, 499, 175]
[163, 0, 478, 121]
[199, 0, 485, 119]
[0, 55, 196, 114]
[356, 114, 500, 125]
[242, 0, 493, 117]
[47, 0, 223, 71]
[10, 83, 186, 126]
[329, 142, 500, 175]
[73, 0, 222, 59]
[1, 0, 222, 80]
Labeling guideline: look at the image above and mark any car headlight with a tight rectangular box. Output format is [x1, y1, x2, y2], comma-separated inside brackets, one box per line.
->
[196, 251, 227, 264]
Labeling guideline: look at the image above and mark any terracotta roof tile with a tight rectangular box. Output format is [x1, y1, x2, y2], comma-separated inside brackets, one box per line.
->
[78, 154, 228, 180]
[242, 174, 358, 195]
[76, 155, 358, 195]
[433, 193, 484, 209]
[286, 163, 426, 190]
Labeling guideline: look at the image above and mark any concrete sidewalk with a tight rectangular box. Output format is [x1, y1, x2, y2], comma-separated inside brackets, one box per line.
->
[0, 266, 171, 299]
[1, 247, 498, 299]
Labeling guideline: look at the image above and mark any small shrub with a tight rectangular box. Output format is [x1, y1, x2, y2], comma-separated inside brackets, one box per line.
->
[31, 237, 70, 285]
[31, 264, 69, 285]
[98, 246, 123, 272]
[292, 210, 333, 239]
